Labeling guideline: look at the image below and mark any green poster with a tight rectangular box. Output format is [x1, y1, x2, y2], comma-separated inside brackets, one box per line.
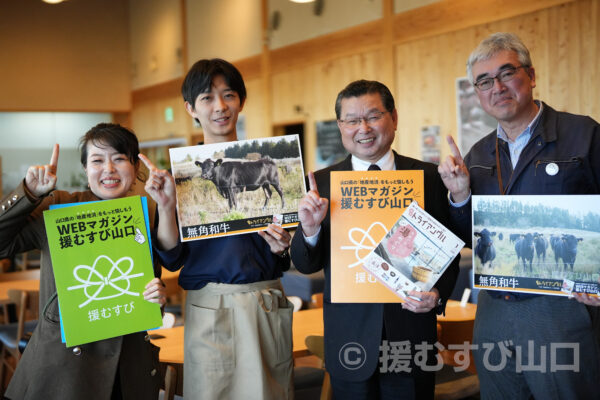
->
[44, 195, 162, 347]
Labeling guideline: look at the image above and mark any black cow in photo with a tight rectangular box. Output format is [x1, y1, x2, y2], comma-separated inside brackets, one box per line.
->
[553, 234, 583, 271]
[549, 235, 561, 254]
[533, 234, 548, 264]
[515, 233, 535, 272]
[195, 157, 285, 210]
[509, 233, 521, 243]
[474, 229, 496, 268]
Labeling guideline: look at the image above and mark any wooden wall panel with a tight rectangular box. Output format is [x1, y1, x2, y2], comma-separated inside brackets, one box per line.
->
[130, 93, 190, 143]
[0, 0, 130, 112]
[393, 0, 600, 161]
[129, 0, 598, 172]
[270, 51, 384, 170]
[392, 0, 573, 46]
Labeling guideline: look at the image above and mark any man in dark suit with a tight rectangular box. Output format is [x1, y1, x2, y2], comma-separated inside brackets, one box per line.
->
[290, 80, 459, 400]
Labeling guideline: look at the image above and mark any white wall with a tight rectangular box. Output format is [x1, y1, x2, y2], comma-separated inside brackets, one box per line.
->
[267, 0, 442, 50]
[186, 0, 263, 62]
[267, 0, 381, 50]
[127, 0, 443, 89]
[129, 0, 184, 90]
[0, 112, 111, 194]
[393, 0, 440, 13]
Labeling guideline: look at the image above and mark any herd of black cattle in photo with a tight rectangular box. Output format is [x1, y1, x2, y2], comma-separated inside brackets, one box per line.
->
[474, 228, 585, 273]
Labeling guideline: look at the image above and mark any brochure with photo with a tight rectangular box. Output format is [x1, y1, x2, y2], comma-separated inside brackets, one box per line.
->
[362, 201, 464, 299]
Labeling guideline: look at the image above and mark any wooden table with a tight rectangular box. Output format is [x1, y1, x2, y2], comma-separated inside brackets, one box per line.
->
[437, 300, 477, 373]
[438, 299, 477, 323]
[153, 302, 477, 364]
[0, 279, 40, 304]
[151, 307, 324, 397]
[161, 268, 179, 281]
[291, 307, 324, 357]
[152, 307, 324, 364]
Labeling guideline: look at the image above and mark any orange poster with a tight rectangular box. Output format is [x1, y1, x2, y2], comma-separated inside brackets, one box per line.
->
[330, 170, 424, 302]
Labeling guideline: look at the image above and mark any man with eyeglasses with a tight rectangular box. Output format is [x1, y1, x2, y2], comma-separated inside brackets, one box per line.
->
[439, 32, 600, 399]
[290, 79, 459, 400]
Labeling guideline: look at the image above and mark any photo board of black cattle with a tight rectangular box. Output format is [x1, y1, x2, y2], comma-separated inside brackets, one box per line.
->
[169, 135, 306, 241]
[471, 195, 600, 297]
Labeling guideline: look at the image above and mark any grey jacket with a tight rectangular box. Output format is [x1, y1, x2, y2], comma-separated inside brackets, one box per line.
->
[450, 103, 600, 244]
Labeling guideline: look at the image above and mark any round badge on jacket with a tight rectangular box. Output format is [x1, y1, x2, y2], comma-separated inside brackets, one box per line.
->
[545, 162, 559, 176]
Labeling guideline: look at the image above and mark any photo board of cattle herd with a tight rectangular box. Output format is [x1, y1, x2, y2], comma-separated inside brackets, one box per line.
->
[169, 135, 306, 241]
[471, 195, 600, 297]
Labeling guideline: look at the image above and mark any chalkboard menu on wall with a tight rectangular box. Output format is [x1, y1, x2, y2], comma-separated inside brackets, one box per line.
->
[316, 120, 348, 169]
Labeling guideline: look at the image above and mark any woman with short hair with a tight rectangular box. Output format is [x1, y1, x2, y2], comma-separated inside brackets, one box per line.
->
[0, 122, 166, 399]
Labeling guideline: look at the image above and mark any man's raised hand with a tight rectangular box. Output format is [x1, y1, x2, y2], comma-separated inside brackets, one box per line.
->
[25, 143, 59, 198]
[297, 171, 329, 237]
[438, 135, 470, 203]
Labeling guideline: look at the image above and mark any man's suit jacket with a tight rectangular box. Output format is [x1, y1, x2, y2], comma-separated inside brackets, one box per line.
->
[290, 151, 459, 381]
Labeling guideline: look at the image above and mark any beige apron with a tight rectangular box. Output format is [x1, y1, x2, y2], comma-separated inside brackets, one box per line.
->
[184, 279, 294, 400]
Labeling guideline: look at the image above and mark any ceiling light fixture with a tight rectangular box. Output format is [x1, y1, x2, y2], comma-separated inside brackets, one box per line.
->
[289, 0, 315, 3]
[42, 0, 66, 4]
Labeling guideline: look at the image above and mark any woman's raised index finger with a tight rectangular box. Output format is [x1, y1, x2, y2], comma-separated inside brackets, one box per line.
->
[138, 153, 156, 171]
[446, 135, 464, 163]
[49, 143, 60, 169]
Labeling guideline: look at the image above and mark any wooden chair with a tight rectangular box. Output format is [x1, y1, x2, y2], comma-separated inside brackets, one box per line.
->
[0, 259, 11, 273]
[0, 269, 40, 324]
[0, 289, 39, 390]
[161, 268, 184, 322]
[304, 335, 332, 400]
[163, 364, 177, 400]
[14, 250, 41, 271]
[310, 292, 323, 309]
[434, 322, 479, 399]
[161, 270, 181, 299]
[0, 269, 40, 282]
[160, 363, 183, 400]
[434, 365, 479, 400]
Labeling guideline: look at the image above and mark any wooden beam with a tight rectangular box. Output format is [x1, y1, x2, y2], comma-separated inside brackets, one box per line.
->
[180, 0, 189, 72]
[132, 78, 183, 105]
[382, 0, 395, 91]
[261, 0, 272, 134]
[270, 20, 384, 73]
[233, 55, 262, 81]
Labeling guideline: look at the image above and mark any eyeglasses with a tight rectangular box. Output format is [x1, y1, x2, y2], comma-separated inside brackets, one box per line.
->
[338, 111, 388, 127]
[473, 65, 529, 91]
